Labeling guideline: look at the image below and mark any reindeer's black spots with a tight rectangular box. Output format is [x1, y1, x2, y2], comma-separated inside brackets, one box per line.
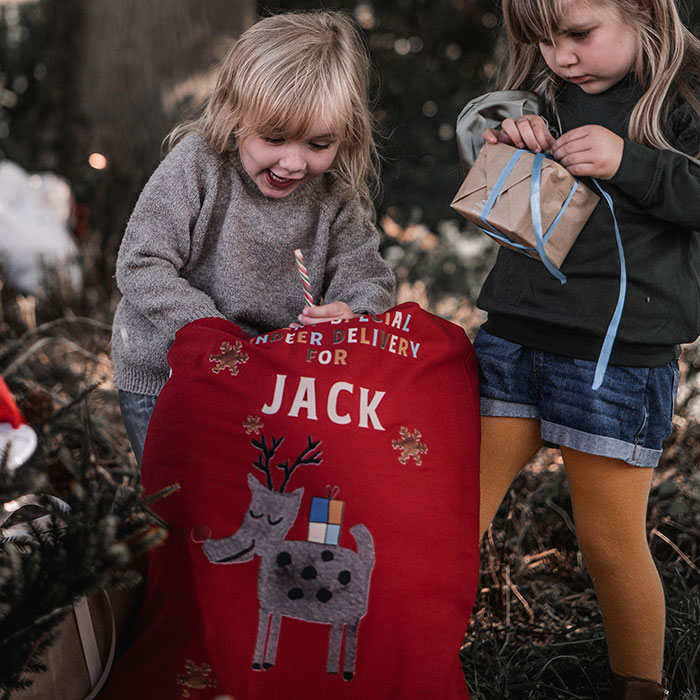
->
[338, 570, 351, 585]
[316, 587, 333, 603]
[343, 672, 354, 681]
[276, 551, 292, 566]
[301, 565, 318, 580]
[252, 663, 261, 669]
[321, 550, 334, 561]
[288, 587, 304, 600]
[263, 663, 273, 669]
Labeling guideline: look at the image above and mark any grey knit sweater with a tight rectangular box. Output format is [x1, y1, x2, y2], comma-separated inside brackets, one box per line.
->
[111, 133, 396, 396]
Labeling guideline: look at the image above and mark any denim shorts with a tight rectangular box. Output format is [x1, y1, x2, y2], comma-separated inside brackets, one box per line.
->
[473, 330, 679, 467]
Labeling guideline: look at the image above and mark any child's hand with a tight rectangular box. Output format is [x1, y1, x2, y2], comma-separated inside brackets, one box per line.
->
[551, 125, 624, 180]
[483, 115, 555, 153]
[298, 301, 355, 326]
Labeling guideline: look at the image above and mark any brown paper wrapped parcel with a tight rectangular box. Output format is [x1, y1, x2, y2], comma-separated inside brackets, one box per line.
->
[451, 141, 599, 269]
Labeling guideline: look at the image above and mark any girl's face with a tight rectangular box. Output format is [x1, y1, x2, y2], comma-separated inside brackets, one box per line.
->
[538, 1, 638, 94]
[239, 116, 340, 199]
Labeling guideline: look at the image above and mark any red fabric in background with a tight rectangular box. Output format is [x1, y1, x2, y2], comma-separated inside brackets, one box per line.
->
[0, 376, 25, 428]
[101, 302, 480, 700]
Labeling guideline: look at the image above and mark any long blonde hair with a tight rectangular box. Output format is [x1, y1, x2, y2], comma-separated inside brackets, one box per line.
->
[499, 0, 700, 155]
[168, 10, 380, 206]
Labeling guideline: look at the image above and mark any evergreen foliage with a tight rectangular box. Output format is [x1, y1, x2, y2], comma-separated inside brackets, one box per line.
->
[0, 276, 171, 694]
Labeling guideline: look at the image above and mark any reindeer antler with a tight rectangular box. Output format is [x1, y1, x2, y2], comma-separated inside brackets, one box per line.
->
[251, 435, 284, 490]
[278, 435, 322, 492]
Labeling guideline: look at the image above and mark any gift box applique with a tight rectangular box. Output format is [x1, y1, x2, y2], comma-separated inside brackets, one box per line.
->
[451, 141, 599, 279]
[308, 487, 345, 546]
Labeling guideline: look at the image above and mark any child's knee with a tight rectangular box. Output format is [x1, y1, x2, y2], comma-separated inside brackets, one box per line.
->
[575, 523, 651, 580]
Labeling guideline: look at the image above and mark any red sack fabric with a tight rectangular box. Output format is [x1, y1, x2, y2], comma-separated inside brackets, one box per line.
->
[101, 301, 480, 700]
[0, 376, 25, 428]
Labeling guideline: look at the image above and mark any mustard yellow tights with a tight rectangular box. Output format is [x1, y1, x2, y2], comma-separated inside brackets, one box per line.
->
[480, 416, 664, 683]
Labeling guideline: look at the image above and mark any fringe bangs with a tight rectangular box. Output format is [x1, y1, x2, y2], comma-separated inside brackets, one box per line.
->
[504, 0, 573, 45]
[231, 83, 356, 160]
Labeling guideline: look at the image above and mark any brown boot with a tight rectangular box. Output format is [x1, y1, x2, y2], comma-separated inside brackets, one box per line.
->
[609, 672, 669, 700]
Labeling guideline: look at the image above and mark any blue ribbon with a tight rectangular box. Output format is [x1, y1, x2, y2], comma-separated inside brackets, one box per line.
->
[530, 154, 570, 283]
[590, 181, 626, 391]
[478, 149, 568, 284]
[477, 149, 626, 390]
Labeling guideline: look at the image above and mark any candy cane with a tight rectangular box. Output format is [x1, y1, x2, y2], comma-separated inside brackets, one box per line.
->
[293, 249, 314, 307]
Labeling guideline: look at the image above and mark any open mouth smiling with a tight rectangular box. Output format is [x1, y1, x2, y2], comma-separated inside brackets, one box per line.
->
[267, 170, 296, 184]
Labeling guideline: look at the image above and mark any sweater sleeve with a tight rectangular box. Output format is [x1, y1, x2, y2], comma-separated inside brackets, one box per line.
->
[115, 137, 226, 338]
[607, 102, 700, 231]
[321, 194, 396, 315]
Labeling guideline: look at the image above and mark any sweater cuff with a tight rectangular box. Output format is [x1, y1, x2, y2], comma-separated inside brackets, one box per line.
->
[607, 139, 660, 205]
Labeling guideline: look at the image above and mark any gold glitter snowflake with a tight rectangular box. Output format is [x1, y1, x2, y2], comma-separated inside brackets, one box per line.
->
[243, 414, 264, 435]
[392, 426, 428, 466]
[176, 659, 217, 697]
[209, 340, 249, 376]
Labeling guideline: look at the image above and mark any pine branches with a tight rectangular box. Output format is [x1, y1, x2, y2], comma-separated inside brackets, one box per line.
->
[0, 421, 167, 695]
[0, 291, 168, 695]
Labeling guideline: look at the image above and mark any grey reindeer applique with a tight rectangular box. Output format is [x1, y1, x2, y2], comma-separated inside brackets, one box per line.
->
[192, 435, 375, 681]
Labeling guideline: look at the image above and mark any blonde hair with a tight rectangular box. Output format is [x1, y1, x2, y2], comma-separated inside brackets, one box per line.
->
[499, 0, 700, 156]
[167, 10, 380, 206]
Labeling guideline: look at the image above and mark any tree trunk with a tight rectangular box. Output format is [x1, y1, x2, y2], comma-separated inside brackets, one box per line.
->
[77, 0, 255, 174]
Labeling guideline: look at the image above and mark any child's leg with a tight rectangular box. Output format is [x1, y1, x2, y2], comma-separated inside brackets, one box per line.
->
[118, 390, 158, 466]
[561, 446, 663, 683]
[479, 415, 544, 536]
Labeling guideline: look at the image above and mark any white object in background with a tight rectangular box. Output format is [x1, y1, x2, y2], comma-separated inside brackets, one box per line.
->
[0, 160, 82, 295]
[0, 422, 37, 470]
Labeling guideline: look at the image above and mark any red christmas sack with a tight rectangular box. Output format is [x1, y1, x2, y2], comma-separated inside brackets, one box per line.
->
[101, 301, 480, 700]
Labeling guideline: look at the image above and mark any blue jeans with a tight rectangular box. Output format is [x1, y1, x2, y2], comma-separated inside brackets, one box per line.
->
[473, 330, 679, 467]
[118, 390, 158, 467]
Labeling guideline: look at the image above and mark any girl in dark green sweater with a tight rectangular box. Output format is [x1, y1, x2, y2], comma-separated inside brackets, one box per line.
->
[472, 0, 700, 697]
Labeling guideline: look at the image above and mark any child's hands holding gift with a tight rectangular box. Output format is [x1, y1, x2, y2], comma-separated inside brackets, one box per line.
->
[483, 114, 555, 153]
[484, 119, 623, 180]
[551, 125, 624, 180]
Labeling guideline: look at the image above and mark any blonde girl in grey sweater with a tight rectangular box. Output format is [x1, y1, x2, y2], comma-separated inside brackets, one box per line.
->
[111, 10, 395, 464]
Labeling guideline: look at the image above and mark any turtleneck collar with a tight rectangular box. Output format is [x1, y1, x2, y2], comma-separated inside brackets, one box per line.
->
[555, 72, 644, 136]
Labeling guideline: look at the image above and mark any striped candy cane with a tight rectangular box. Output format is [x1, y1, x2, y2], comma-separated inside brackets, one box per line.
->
[294, 248, 314, 307]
